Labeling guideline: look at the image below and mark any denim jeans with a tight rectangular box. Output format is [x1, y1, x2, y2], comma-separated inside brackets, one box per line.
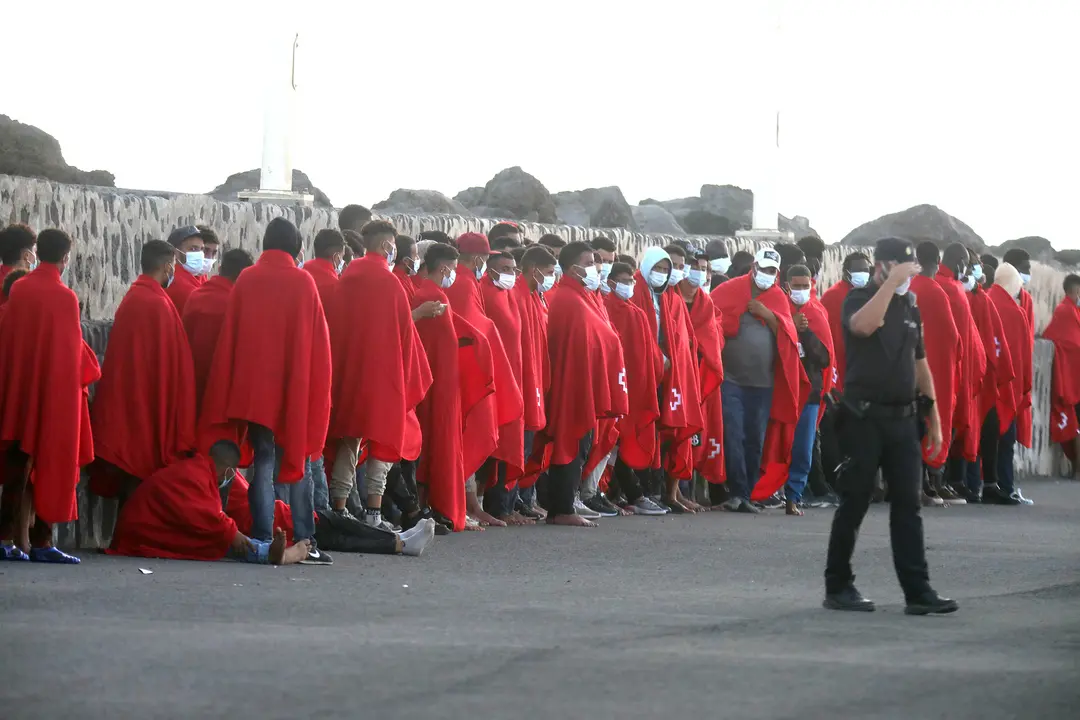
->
[248, 423, 282, 542]
[721, 381, 774, 500]
[229, 538, 271, 564]
[274, 458, 316, 543]
[311, 456, 330, 513]
[785, 402, 820, 502]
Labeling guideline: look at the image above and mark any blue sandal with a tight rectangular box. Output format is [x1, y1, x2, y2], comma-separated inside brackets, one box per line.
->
[29, 546, 80, 564]
[1, 543, 30, 561]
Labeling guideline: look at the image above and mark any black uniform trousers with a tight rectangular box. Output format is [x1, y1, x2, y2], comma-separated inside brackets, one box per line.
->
[825, 407, 932, 600]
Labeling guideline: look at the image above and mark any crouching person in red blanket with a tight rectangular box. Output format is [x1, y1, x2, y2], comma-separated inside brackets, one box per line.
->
[90, 240, 198, 506]
[538, 242, 628, 527]
[1042, 274, 1080, 477]
[710, 248, 807, 513]
[0, 229, 100, 563]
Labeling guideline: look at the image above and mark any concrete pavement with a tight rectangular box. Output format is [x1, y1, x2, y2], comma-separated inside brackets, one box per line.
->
[2, 477, 1078, 719]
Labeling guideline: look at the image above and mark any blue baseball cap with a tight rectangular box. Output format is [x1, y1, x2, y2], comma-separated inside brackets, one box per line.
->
[168, 225, 203, 248]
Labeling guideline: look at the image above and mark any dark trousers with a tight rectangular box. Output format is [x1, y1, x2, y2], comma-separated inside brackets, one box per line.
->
[547, 432, 592, 517]
[825, 408, 932, 601]
[482, 459, 512, 517]
[813, 403, 842, 495]
[382, 460, 421, 520]
[980, 409, 1002, 488]
[314, 509, 398, 554]
[612, 457, 645, 504]
[0, 447, 53, 547]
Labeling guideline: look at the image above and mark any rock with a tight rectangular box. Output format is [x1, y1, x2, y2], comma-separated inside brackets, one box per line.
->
[1053, 249, 1080, 267]
[552, 187, 637, 230]
[208, 169, 333, 207]
[995, 236, 1055, 261]
[632, 204, 685, 235]
[780, 214, 818, 239]
[373, 189, 472, 217]
[0, 114, 115, 187]
[839, 204, 986, 252]
[681, 210, 741, 236]
[699, 184, 754, 228]
[453, 186, 485, 208]
[459, 167, 558, 224]
[644, 184, 753, 236]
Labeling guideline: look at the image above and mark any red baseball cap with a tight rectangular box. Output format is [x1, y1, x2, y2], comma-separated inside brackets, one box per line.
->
[456, 232, 492, 255]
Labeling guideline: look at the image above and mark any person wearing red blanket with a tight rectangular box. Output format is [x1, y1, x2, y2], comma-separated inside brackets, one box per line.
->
[961, 251, 1016, 502]
[909, 243, 961, 506]
[985, 262, 1033, 506]
[200, 217, 333, 564]
[90, 240, 197, 506]
[674, 252, 726, 510]
[443, 232, 523, 528]
[711, 247, 807, 513]
[183, 249, 254, 416]
[303, 228, 346, 307]
[0, 223, 37, 310]
[0, 229, 99, 563]
[1044, 274, 1080, 476]
[392, 234, 419, 303]
[603, 262, 668, 516]
[411, 243, 495, 531]
[165, 225, 209, 315]
[326, 220, 435, 532]
[539, 242, 628, 527]
[109, 441, 310, 565]
[1002, 249, 1037, 485]
[821, 253, 872, 396]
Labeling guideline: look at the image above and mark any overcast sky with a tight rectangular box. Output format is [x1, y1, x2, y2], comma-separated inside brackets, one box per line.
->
[6, 0, 1077, 247]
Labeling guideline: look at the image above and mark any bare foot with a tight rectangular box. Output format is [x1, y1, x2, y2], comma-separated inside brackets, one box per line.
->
[785, 501, 804, 517]
[270, 530, 309, 565]
[546, 514, 597, 528]
[464, 515, 486, 532]
[529, 504, 548, 520]
[499, 512, 535, 526]
[472, 509, 507, 528]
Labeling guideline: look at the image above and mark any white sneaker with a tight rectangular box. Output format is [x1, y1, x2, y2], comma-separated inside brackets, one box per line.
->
[574, 497, 602, 519]
[630, 497, 668, 516]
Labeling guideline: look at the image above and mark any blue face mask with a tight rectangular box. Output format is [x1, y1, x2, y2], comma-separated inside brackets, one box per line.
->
[849, 271, 870, 288]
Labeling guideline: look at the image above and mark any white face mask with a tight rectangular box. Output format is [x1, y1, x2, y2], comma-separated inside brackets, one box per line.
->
[1020, 272, 1031, 286]
[687, 269, 707, 288]
[183, 250, 205, 274]
[710, 258, 731, 274]
[600, 262, 613, 280]
[496, 272, 516, 291]
[538, 272, 556, 293]
[475, 260, 487, 281]
[849, 271, 870, 288]
[647, 270, 669, 289]
[790, 288, 811, 305]
[668, 268, 686, 286]
[599, 281, 612, 294]
[402, 258, 416, 276]
[962, 276, 977, 292]
[895, 277, 912, 296]
[335, 258, 345, 275]
[753, 270, 777, 290]
[972, 264, 983, 281]
[615, 281, 634, 301]
[553, 264, 563, 279]
[440, 268, 456, 289]
[582, 266, 602, 292]
[201, 257, 216, 276]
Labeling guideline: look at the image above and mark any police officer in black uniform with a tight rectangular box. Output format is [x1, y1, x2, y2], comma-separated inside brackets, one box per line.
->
[823, 237, 958, 615]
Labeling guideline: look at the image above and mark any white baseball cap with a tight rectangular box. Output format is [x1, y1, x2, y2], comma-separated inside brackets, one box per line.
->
[754, 247, 781, 270]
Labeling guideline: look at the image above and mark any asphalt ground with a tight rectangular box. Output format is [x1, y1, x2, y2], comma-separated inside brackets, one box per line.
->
[2, 477, 1078, 719]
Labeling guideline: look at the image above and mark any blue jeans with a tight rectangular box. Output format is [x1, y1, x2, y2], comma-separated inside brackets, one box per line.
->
[228, 538, 271, 564]
[785, 402, 820, 502]
[721, 381, 773, 500]
[997, 421, 1018, 493]
[310, 456, 330, 514]
[248, 424, 282, 542]
[274, 459, 316, 543]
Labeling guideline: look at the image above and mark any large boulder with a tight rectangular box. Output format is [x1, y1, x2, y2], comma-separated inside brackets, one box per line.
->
[632, 204, 685, 235]
[995, 236, 1055, 261]
[780, 214, 818, 239]
[1053, 249, 1080, 267]
[0, 114, 115, 187]
[373, 189, 472, 217]
[839, 204, 986, 252]
[208, 169, 333, 208]
[553, 186, 637, 230]
[457, 167, 557, 223]
[453, 186, 485, 208]
[644, 184, 754, 235]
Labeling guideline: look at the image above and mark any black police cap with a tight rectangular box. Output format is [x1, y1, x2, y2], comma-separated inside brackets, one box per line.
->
[874, 237, 915, 264]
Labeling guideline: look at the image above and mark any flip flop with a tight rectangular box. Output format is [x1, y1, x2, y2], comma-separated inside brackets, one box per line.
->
[29, 546, 80, 564]
[1, 543, 30, 561]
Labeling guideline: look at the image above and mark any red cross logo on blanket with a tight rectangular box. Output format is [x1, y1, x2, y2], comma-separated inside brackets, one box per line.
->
[618, 369, 627, 393]
[670, 388, 682, 412]
[708, 438, 721, 460]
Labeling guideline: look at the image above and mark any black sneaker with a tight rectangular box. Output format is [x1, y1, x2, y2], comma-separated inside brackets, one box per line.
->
[736, 498, 761, 514]
[584, 494, 620, 518]
[823, 586, 875, 612]
[759, 493, 784, 509]
[957, 486, 982, 504]
[300, 545, 334, 566]
[904, 591, 958, 615]
[982, 485, 1021, 505]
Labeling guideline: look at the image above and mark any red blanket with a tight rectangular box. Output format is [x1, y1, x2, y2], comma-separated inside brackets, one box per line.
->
[412, 278, 495, 531]
[326, 253, 431, 464]
[226, 472, 295, 541]
[0, 265, 100, 522]
[90, 276, 196, 496]
[909, 276, 961, 466]
[686, 288, 725, 483]
[989, 284, 1033, 447]
[0, 265, 12, 310]
[303, 258, 339, 310]
[165, 263, 205, 316]
[393, 264, 417, 304]
[710, 274, 808, 501]
[108, 455, 237, 561]
[513, 280, 550, 432]
[534, 276, 627, 466]
[935, 267, 986, 460]
[480, 274, 526, 477]
[603, 291, 663, 470]
[444, 267, 522, 477]
[200, 250, 332, 482]
[1017, 288, 1036, 445]
[819, 280, 851, 393]
[1043, 298, 1080, 444]
[969, 287, 1016, 433]
[183, 275, 234, 417]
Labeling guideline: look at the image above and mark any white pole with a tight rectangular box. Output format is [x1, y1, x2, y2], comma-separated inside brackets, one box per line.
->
[259, 32, 299, 193]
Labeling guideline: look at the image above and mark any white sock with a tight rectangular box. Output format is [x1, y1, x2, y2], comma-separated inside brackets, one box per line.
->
[398, 523, 423, 541]
[402, 519, 435, 557]
[364, 509, 382, 527]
